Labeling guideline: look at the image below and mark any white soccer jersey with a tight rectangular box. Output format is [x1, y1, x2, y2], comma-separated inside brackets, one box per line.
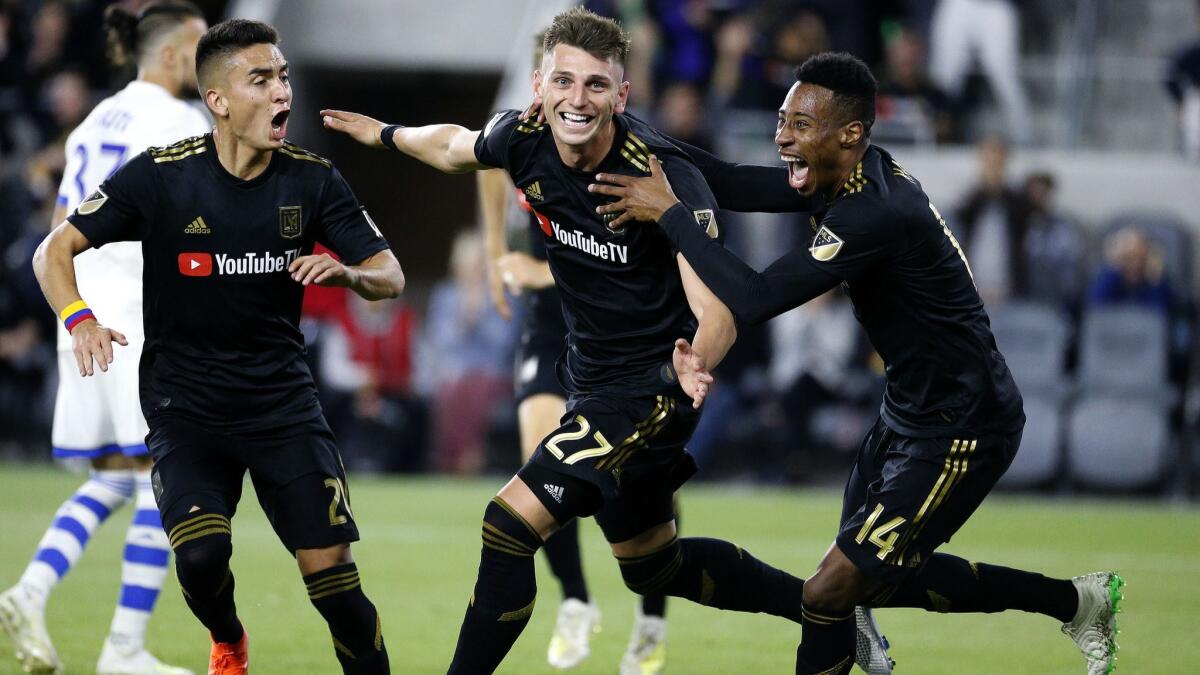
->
[56, 80, 210, 350]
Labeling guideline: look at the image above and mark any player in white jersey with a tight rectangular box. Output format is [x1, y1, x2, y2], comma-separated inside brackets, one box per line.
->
[0, 4, 208, 674]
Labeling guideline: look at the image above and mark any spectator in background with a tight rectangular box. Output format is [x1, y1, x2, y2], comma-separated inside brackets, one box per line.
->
[318, 293, 426, 473]
[712, 7, 830, 111]
[417, 230, 517, 474]
[954, 136, 1025, 305]
[1165, 10, 1200, 161]
[655, 80, 712, 150]
[875, 25, 956, 144]
[1017, 172, 1087, 314]
[929, 0, 1031, 143]
[1089, 226, 1172, 314]
[38, 68, 90, 144]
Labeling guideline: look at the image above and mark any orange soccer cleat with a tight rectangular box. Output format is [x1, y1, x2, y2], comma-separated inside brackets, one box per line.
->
[208, 631, 248, 675]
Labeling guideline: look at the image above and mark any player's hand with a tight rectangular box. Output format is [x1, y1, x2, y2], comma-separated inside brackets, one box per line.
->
[672, 338, 713, 409]
[521, 96, 546, 124]
[485, 260, 512, 321]
[320, 109, 386, 148]
[496, 252, 554, 294]
[289, 253, 355, 288]
[71, 320, 127, 377]
[590, 155, 680, 230]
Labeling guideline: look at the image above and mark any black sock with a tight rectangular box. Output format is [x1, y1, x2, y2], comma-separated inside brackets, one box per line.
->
[879, 553, 1078, 622]
[542, 518, 588, 603]
[170, 513, 243, 644]
[304, 563, 389, 674]
[448, 498, 543, 674]
[795, 602, 855, 674]
[640, 503, 678, 618]
[618, 537, 805, 623]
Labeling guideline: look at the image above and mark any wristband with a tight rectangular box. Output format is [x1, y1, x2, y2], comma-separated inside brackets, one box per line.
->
[60, 300, 95, 333]
[380, 124, 404, 151]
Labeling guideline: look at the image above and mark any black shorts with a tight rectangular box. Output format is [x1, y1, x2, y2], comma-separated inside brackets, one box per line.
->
[148, 415, 359, 554]
[836, 417, 1020, 585]
[514, 333, 566, 404]
[520, 392, 699, 543]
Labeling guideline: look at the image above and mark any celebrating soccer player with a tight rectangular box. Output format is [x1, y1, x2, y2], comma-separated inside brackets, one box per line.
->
[1, 4, 208, 674]
[31, 19, 403, 675]
[589, 52, 1122, 675]
[323, 9, 889, 674]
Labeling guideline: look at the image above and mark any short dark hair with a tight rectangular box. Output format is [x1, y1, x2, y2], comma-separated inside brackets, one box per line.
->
[103, 1, 203, 69]
[196, 19, 279, 86]
[543, 7, 630, 66]
[795, 52, 878, 135]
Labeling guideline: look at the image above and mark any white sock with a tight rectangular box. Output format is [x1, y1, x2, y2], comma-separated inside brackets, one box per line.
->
[106, 470, 170, 652]
[19, 470, 133, 610]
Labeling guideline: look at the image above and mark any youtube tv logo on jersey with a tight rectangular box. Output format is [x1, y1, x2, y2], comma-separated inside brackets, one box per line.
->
[178, 252, 213, 276]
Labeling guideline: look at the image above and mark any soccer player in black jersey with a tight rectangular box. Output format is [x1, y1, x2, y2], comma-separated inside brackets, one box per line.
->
[32, 20, 402, 675]
[318, 9, 878, 674]
[589, 52, 1123, 675]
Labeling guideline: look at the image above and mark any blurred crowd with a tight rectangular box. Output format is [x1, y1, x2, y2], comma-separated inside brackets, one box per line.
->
[1, 1, 1197, 489]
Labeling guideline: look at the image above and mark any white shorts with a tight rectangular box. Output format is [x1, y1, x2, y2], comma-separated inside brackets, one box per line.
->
[51, 344, 149, 459]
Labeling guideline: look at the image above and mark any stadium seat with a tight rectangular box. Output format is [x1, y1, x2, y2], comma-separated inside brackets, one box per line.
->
[1077, 306, 1170, 396]
[1066, 396, 1172, 490]
[990, 301, 1071, 395]
[1000, 392, 1062, 488]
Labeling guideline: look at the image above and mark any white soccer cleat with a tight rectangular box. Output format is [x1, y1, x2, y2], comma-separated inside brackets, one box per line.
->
[1062, 572, 1124, 675]
[619, 611, 667, 675]
[0, 585, 61, 674]
[854, 606, 894, 675]
[546, 598, 601, 669]
[97, 637, 195, 675]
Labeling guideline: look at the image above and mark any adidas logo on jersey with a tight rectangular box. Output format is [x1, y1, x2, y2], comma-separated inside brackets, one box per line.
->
[184, 216, 211, 234]
[524, 181, 543, 201]
[543, 484, 564, 503]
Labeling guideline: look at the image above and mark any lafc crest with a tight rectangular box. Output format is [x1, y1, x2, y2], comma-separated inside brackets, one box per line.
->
[809, 225, 844, 262]
[279, 206, 302, 239]
[693, 209, 718, 239]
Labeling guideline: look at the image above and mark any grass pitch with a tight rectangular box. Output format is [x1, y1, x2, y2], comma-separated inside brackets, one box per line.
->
[0, 463, 1197, 674]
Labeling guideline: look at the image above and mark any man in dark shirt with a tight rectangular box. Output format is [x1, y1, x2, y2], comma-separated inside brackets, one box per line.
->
[321, 9, 883, 675]
[32, 20, 402, 675]
[591, 52, 1123, 675]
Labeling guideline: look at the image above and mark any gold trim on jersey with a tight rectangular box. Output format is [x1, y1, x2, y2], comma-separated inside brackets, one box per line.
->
[595, 395, 675, 471]
[887, 438, 977, 566]
[280, 142, 332, 167]
[838, 161, 866, 195]
[619, 132, 653, 174]
[516, 119, 546, 134]
[149, 136, 207, 163]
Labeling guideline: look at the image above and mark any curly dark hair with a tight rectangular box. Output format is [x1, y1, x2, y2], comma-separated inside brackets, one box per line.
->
[795, 52, 878, 136]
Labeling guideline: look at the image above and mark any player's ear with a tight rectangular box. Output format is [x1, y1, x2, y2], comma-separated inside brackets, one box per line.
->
[840, 120, 864, 148]
[614, 80, 630, 114]
[532, 69, 543, 97]
[204, 87, 227, 118]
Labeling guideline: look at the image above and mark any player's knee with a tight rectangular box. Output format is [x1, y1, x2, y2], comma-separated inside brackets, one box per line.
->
[802, 567, 860, 612]
[617, 537, 682, 596]
[168, 511, 233, 593]
[481, 497, 544, 559]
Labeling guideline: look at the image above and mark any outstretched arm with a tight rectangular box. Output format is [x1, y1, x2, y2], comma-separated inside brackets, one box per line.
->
[321, 109, 487, 174]
[667, 136, 818, 213]
[288, 249, 405, 300]
[32, 222, 128, 375]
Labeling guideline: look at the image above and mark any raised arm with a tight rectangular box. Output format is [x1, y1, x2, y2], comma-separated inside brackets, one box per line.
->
[321, 109, 488, 174]
[32, 222, 128, 375]
[667, 136, 818, 213]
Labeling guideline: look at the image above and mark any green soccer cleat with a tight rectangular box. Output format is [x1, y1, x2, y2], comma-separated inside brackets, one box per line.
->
[1062, 572, 1124, 675]
[854, 606, 894, 674]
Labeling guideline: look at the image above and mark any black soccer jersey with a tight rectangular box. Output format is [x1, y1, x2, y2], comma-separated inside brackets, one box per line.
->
[475, 110, 723, 395]
[518, 197, 567, 339]
[658, 144, 1024, 438]
[68, 133, 390, 432]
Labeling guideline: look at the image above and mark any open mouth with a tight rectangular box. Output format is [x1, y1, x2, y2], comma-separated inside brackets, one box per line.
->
[559, 111, 594, 129]
[783, 155, 809, 190]
[270, 109, 290, 141]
